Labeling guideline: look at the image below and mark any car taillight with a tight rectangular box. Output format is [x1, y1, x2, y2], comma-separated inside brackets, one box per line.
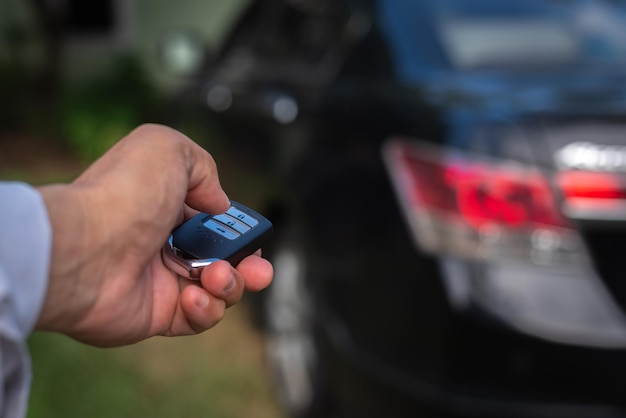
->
[384, 138, 626, 347]
[557, 170, 626, 220]
[383, 138, 589, 267]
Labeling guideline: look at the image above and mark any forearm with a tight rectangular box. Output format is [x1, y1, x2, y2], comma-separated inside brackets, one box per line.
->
[35, 184, 91, 332]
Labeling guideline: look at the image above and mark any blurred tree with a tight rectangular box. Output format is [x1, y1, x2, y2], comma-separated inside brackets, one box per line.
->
[29, 0, 63, 103]
[59, 54, 162, 161]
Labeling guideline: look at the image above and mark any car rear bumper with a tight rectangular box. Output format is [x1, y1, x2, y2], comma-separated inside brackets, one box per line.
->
[319, 308, 626, 418]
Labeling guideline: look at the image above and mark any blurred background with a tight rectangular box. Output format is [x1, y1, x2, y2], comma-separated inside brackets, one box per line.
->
[0, 0, 283, 417]
[6, 0, 626, 417]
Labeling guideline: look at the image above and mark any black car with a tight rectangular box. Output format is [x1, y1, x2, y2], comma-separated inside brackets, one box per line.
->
[173, 0, 626, 416]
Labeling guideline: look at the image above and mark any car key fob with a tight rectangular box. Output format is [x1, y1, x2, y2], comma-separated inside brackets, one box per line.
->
[162, 201, 272, 279]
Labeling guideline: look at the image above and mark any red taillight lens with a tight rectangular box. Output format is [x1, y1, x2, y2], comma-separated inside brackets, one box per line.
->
[556, 170, 626, 220]
[388, 139, 571, 229]
[557, 171, 626, 200]
[448, 162, 569, 230]
[383, 138, 586, 264]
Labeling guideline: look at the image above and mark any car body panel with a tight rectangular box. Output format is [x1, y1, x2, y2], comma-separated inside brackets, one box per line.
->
[186, 0, 626, 415]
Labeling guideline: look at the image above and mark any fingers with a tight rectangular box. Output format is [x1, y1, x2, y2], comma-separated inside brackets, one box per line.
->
[178, 261, 241, 334]
[154, 124, 229, 214]
[177, 255, 273, 334]
[198, 255, 274, 301]
[199, 260, 245, 307]
[182, 204, 201, 222]
[79, 124, 230, 216]
[179, 285, 226, 333]
[158, 126, 230, 215]
[133, 124, 229, 215]
[236, 253, 274, 292]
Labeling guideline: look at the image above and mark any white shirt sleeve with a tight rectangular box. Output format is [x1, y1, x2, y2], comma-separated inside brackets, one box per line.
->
[0, 182, 51, 418]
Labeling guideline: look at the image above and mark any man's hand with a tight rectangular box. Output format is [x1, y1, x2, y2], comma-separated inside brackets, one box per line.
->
[36, 124, 273, 346]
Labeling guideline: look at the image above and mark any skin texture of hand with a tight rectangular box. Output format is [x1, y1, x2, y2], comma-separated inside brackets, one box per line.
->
[35, 124, 273, 347]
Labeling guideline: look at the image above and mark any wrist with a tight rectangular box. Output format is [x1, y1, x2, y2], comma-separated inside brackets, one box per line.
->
[35, 183, 91, 332]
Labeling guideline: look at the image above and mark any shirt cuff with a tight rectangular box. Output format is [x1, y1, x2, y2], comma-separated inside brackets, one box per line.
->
[0, 182, 51, 336]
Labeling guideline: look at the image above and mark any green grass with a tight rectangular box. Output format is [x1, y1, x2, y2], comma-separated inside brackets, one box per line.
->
[27, 333, 143, 418]
[27, 305, 283, 418]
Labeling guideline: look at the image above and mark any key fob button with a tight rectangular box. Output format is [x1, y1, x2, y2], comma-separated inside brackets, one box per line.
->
[213, 213, 251, 234]
[203, 219, 240, 240]
[226, 206, 259, 227]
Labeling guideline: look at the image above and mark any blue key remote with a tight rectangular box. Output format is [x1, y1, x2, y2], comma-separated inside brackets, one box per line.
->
[162, 201, 272, 279]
